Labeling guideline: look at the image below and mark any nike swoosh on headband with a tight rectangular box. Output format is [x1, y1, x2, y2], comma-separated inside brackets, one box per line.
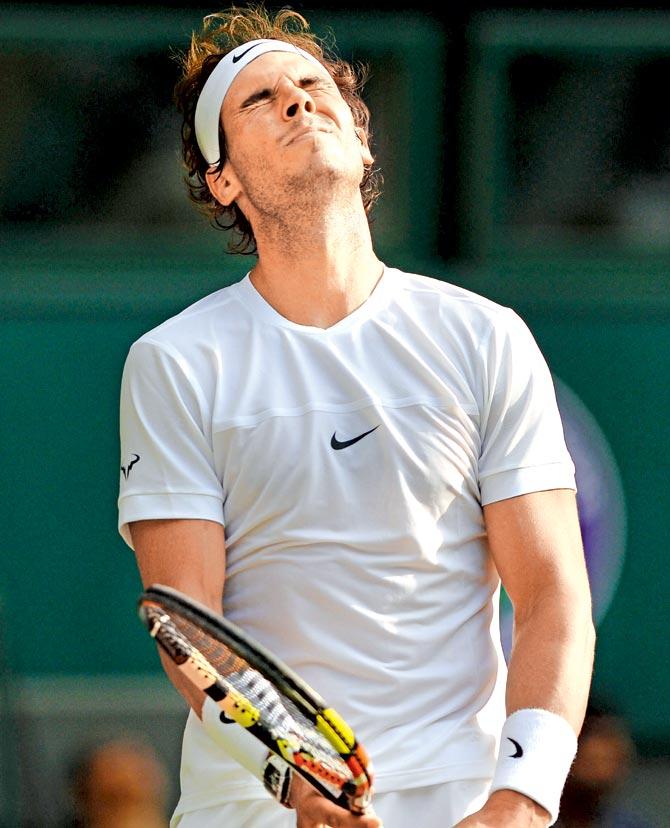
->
[232, 43, 263, 63]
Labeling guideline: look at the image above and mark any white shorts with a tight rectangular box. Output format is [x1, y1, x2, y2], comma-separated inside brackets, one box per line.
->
[172, 778, 491, 828]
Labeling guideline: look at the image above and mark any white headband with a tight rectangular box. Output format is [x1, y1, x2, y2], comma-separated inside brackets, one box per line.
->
[194, 38, 323, 165]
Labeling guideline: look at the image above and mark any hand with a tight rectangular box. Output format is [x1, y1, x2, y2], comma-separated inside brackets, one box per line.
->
[289, 775, 382, 828]
[452, 790, 550, 828]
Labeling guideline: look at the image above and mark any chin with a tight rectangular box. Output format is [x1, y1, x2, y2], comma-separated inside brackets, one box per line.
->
[296, 166, 360, 198]
[299, 146, 361, 179]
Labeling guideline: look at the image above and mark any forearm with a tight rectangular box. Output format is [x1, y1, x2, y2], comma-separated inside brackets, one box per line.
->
[506, 587, 595, 731]
[475, 588, 595, 825]
[152, 604, 268, 782]
[158, 648, 206, 717]
[466, 491, 593, 826]
[130, 518, 226, 718]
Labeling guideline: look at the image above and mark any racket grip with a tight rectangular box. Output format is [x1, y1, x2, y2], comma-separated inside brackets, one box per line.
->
[201, 695, 268, 780]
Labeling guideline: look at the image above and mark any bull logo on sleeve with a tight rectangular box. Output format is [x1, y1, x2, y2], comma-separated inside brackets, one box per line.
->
[121, 453, 141, 480]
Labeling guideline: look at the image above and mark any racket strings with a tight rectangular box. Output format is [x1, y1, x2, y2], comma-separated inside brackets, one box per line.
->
[167, 607, 349, 780]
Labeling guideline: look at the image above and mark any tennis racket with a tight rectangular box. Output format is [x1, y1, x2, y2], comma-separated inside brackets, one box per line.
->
[137, 584, 373, 813]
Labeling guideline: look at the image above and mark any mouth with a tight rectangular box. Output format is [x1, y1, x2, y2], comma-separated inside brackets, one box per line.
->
[285, 124, 333, 146]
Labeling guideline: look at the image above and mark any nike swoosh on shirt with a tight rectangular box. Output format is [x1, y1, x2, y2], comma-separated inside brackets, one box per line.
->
[330, 425, 380, 451]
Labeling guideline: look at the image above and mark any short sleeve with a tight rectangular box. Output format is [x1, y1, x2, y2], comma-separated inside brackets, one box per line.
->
[118, 339, 224, 548]
[478, 310, 576, 505]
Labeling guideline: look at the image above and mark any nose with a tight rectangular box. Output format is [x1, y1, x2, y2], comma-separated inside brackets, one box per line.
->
[281, 84, 316, 120]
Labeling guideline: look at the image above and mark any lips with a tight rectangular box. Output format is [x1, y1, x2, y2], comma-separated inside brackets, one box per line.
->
[285, 124, 332, 145]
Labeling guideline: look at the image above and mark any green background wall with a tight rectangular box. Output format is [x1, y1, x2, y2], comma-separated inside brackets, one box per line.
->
[2, 255, 669, 755]
[1, 7, 669, 778]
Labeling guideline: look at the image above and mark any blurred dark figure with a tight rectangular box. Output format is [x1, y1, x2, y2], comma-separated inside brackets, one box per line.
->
[67, 737, 168, 828]
[557, 702, 652, 828]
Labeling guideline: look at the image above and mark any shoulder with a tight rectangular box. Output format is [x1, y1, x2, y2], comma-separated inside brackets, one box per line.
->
[390, 267, 515, 318]
[121, 279, 250, 399]
[386, 266, 525, 346]
[131, 279, 246, 355]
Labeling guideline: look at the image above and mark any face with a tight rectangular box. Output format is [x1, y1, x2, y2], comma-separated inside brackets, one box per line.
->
[206, 51, 374, 219]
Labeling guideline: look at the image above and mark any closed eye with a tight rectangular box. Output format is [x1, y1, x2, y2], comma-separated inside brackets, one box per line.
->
[300, 76, 336, 93]
[240, 76, 334, 109]
[240, 88, 274, 109]
[299, 76, 321, 88]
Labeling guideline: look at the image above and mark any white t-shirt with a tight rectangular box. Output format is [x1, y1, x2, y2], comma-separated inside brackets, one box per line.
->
[118, 267, 575, 814]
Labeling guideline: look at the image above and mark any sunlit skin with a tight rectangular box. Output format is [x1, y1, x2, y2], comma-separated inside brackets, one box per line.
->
[205, 51, 383, 330]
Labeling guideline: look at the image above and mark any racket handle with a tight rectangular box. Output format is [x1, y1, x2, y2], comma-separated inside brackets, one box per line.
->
[201, 695, 268, 779]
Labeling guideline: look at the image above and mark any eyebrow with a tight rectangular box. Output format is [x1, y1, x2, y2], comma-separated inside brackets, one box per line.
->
[239, 75, 329, 110]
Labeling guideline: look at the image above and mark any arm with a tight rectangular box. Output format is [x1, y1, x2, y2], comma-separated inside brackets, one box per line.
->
[456, 488, 596, 827]
[131, 517, 226, 717]
[131, 517, 380, 828]
[487, 489, 594, 733]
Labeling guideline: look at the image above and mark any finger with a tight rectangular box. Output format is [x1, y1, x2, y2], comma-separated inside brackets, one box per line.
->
[296, 797, 382, 828]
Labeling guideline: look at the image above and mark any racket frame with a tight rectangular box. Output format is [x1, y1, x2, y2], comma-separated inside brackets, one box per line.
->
[138, 584, 373, 811]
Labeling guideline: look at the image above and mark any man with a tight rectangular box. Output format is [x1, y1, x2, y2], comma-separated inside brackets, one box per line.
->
[68, 738, 168, 828]
[118, 7, 595, 827]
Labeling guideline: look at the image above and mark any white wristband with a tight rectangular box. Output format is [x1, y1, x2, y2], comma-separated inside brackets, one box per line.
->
[201, 695, 268, 780]
[490, 708, 578, 825]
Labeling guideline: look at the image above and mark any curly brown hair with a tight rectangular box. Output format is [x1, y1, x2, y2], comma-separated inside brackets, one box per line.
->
[174, 5, 383, 254]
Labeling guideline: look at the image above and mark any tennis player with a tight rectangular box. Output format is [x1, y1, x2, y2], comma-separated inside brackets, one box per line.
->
[118, 7, 595, 827]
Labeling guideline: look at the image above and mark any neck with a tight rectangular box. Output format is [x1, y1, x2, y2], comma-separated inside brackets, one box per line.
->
[248, 197, 382, 328]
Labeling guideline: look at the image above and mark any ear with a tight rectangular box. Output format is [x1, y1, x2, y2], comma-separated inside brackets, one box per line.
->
[205, 160, 242, 207]
[355, 127, 374, 166]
